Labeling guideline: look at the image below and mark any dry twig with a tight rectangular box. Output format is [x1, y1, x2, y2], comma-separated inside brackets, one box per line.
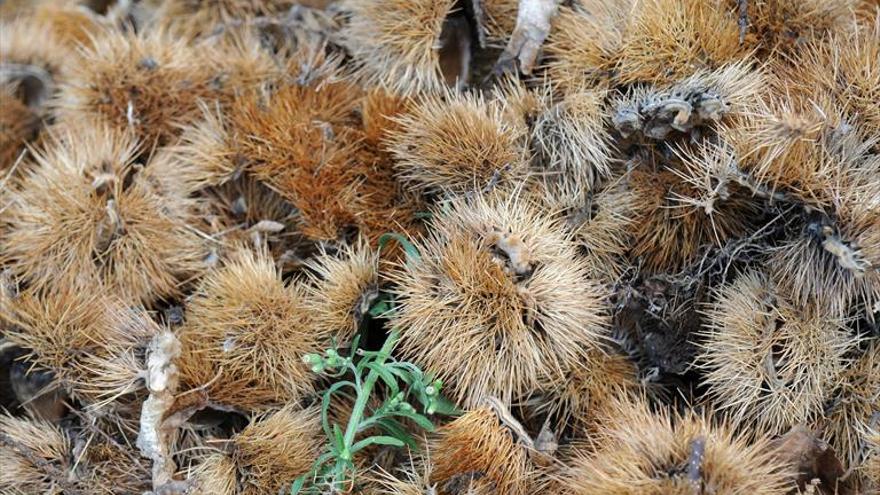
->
[495, 0, 560, 75]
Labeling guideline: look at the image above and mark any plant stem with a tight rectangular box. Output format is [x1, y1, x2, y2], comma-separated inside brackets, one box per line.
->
[337, 330, 400, 473]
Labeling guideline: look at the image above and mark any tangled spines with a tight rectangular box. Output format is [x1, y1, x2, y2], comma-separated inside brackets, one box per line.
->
[1, 1, 878, 493]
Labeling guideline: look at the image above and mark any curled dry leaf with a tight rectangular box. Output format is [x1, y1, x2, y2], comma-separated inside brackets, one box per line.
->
[770, 425, 846, 493]
[137, 331, 183, 491]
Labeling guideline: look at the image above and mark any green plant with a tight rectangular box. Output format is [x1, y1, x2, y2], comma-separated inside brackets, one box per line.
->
[291, 234, 456, 494]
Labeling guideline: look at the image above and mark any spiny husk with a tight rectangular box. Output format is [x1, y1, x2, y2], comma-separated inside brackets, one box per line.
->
[174, 74, 421, 245]
[347, 89, 426, 245]
[733, 0, 860, 55]
[768, 217, 880, 321]
[824, 343, 880, 474]
[762, 127, 880, 318]
[200, 25, 311, 108]
[176, 247, 324, 411]
[629, 155, 760, 274]
[340, 0, 456, 95]
[57, 27, 218, 146]
[159, 102, 243, 192]
[0, 413, 151, 493]
[2, 288, 157, 410]
[388, 89, 527, 197]
[544, 1, 634, 90]
[551, 346, 642, 437]
[0, 83, 40, 171]
[198, 175, 307, 270]
[190, 406, 322, 495]
[482, 0, 520, 45]
[30, 2, 105, 46]
[784, 19, 880, 137]
[151, 0, 299, 38]
[530, 85, 614, 196]
[369, 461, 433, 495]
[540, 174, 640, 283]
[429, 407, 535, 495]
[544, 0, 747, 89]
[854, 417, 880, 492]
[229, 78, 364, 242]
[613, 0, 745, 86]
[390, 191, 610, 408]
[698, 270, 858, 435]
[0, 16, 73, 171]
[0, 413, 71, 494]
[558, 396, 794, 494]
[0, 16, 70, 78]
[1, 123, 207, 305]
[303, 240, 380, 346]
[723, 79, 867, 199]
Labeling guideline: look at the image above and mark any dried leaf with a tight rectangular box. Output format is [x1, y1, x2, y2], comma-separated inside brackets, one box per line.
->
[771, 425, 846, 494]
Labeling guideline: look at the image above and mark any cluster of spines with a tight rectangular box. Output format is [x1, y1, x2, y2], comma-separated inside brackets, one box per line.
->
[191, 406, 322, 495]
[389, 192, 611, 408]
[1, 124, 207, 305]
[0, 0, 878, 493]
[558, 397, 793, 494]
[698, 270, 858, 436]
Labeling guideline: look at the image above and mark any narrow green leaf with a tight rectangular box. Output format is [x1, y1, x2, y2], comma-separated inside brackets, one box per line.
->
[322, 381, 356, 437]
[368, 296, 392, 318]
[290, 475, 307, 495]
[399, 361, 425, 377]
[365, 362, 399, 396]
[333, 424, 345, 452]
[392, 410, 435, 431]
[351, 435, 405, 453]
[376, 418, 417, 449]
[430, 395, 462, 416]
[391, 361, 425, 381]
[355, 354, 371, 376]
[314, 451, 335, 470]
[383, 363, 415, 386]
[410, 383, 429, 409]
[378, 233, 421, 262]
